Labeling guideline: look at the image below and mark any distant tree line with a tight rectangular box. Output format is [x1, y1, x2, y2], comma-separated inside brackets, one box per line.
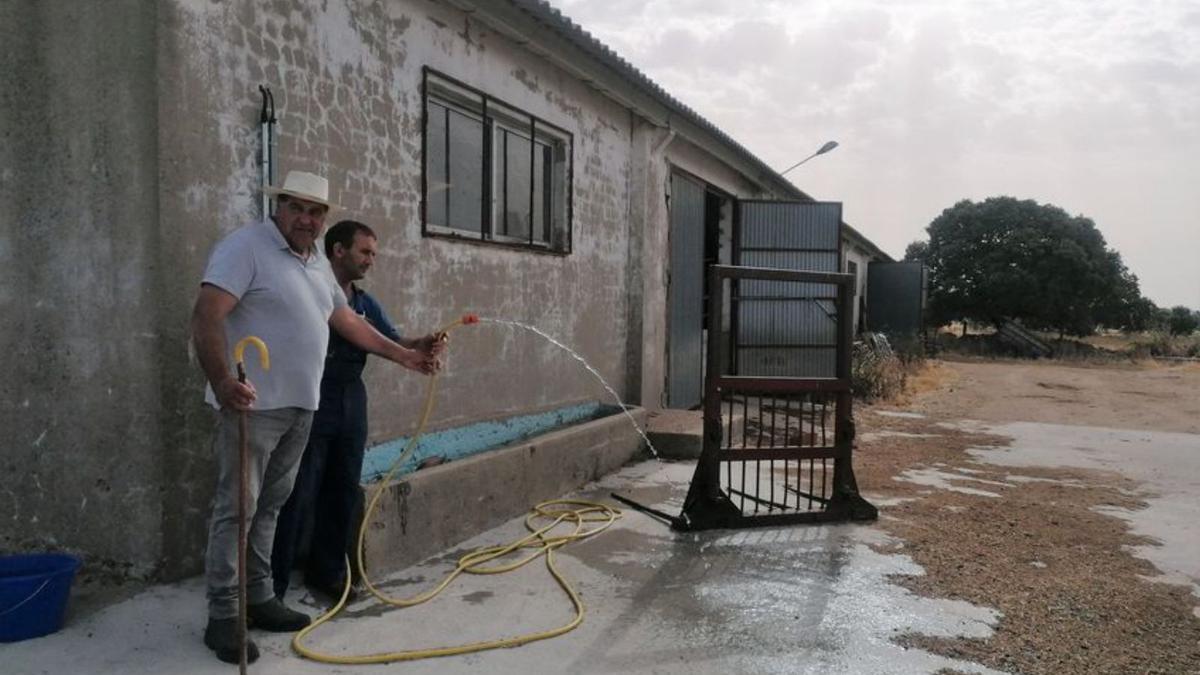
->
[904, 196, 1197, 338]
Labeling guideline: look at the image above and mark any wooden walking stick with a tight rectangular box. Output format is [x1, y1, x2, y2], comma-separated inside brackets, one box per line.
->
[233, 337, 269, 675]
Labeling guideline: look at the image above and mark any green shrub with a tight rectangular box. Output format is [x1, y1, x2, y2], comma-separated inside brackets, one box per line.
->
[1130, 331, 1200, 358]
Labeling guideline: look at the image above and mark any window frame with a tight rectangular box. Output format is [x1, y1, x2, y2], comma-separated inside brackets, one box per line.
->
[421, 67, 574, 255]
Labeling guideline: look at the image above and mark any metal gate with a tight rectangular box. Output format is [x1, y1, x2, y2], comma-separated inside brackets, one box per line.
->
[667, 172, 706, 408]
[677, 265, 876, 529]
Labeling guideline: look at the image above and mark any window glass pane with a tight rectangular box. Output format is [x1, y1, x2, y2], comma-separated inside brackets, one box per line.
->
[501, 130, 531, 239]
[447, 108, 483, 233]
[532, 142, 550, 243]
[425, 102, 448, 228]
[551, 141, 570, 250]
[423, 70, 571, 252]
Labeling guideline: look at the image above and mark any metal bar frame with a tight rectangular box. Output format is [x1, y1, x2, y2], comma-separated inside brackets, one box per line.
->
[676, 265, 877, 530]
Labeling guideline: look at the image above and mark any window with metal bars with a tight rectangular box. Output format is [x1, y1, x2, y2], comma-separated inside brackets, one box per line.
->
[422, 68, 572, 253]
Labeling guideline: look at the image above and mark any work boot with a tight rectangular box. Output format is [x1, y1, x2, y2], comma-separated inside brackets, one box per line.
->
[247, 597, 311, 632]
[203, 617, 260, 664]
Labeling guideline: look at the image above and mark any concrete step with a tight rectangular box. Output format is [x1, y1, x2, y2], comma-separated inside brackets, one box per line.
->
[646, 409, 703, 459]
[645, 408, 744, 459]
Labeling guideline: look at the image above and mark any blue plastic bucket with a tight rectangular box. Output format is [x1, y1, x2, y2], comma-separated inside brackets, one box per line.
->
[0, 553, 81, 642]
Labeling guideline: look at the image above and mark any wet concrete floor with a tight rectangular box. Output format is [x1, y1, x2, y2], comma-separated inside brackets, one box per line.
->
[10, 418, 1196, 673]
[6, 459, 1005, 675]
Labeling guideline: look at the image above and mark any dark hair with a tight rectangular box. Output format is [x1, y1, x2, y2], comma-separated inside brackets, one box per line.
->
[324, 220, 377, 257]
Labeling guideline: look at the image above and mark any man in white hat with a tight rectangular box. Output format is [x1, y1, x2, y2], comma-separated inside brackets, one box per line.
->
[190, 170, 442, 664]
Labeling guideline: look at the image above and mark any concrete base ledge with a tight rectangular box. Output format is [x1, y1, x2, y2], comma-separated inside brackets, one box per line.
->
[360, 407, 648, 576]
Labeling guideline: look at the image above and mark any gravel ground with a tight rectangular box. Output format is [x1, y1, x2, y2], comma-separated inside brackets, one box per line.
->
[855, 360, 1200, 675]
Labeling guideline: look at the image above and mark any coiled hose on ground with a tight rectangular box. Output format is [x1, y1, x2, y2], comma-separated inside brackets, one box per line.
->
[291, 314, 623, 665]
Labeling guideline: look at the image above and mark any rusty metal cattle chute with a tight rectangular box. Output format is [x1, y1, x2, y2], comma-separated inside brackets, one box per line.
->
[675, 264, 877, 529]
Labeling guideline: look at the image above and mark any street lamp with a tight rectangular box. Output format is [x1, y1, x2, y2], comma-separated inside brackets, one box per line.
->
[779, 141, 839, 176]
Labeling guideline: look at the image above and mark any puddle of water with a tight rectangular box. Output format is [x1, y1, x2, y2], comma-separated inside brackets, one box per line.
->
[874, 411, 927, 419]
[562, 513, 1005, 674]
[957, 420, 1200, 616]
[894, 468, 1003, 498]
[860, 430, 940, 442]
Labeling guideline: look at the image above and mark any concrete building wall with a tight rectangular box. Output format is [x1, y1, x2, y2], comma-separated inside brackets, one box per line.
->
[624, 119, 661, 408]
[2, 0, 866, 580]
[151, 0, 636, 575]
[845, 243, 872, 330]
[664, 137, 768, 201]
[0, 1, 163, 574]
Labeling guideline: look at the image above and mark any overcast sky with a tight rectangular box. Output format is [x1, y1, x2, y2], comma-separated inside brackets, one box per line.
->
[551, 0, 1200, 309]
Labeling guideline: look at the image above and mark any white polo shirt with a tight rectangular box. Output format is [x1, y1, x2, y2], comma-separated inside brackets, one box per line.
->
[201, 218, 348, 411]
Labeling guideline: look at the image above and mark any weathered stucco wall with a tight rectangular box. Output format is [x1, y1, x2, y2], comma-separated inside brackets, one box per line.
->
[628, 121, 670, 408]
[3, 0, 799, 580]
[0, 1, 163, 574]
[154, 0, 636, 575]
[665, 137, 769, 202]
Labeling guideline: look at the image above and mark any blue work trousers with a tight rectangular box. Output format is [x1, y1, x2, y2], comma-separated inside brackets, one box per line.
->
[271, 376, 368, 597]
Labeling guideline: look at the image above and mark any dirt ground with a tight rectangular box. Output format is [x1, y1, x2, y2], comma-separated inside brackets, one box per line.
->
[901, 358, 1200, 434]
[856, 358, 1200, 675]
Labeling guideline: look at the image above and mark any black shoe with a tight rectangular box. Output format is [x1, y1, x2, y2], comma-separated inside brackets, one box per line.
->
[203, 617, 260, 664]
[306, 576, 359, 603]
[247, 597, 311, 632]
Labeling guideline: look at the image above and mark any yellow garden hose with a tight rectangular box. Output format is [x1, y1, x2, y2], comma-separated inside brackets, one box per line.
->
[291, 314, 623, 664]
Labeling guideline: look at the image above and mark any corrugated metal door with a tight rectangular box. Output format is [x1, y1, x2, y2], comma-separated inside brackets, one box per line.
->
[733, 201, 843, 377]
[866, 261, 927, 337]
[667, 172, 706, 408]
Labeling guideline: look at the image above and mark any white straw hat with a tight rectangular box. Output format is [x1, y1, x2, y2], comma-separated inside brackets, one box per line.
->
[264, 170, 337, 208]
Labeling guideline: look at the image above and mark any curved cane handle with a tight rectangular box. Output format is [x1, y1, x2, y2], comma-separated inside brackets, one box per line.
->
[233, 336, 270, 378]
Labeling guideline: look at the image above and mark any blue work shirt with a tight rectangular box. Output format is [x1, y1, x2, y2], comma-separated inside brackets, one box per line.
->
[323, 284, 402, 383]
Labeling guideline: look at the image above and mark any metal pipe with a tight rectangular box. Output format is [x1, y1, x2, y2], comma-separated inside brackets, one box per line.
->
[258, 86, 277, 219]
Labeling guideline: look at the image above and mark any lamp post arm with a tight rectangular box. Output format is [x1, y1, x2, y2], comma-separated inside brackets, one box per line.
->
[779, 140, 839, 177]
[779, 152, 819, 176]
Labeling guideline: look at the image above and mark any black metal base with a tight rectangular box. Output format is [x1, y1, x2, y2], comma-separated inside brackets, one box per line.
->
[675, 488, 878, 532]
[611, 486, 877, 533]
[609, 492, 685, 529]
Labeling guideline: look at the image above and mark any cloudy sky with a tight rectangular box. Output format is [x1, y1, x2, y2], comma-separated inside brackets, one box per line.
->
[551, 0, 1199, 309]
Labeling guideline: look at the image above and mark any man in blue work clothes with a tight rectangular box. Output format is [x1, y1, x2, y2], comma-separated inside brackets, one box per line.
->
[192, 172, 443, 664]
[271, 220, 439, 602]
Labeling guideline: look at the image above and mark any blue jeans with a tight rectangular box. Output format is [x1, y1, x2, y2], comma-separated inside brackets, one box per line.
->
[271, 378, 367, 597]
[205, 407, 312, 619]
